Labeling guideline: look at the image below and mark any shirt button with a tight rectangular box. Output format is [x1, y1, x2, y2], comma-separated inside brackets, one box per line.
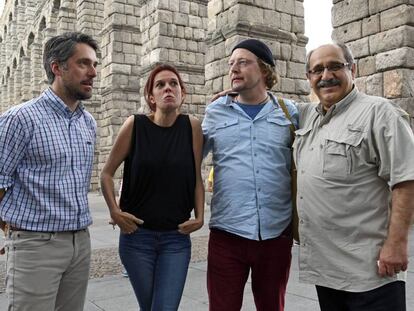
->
[300, 219, 304, 224]
[256, 170, 259, 174]
[300, 196, 303, 199]
[301, 170, 305, 174]
[258, 188, 261, 192]
[320, 144, 323, 149]
[253, 137, 256, 140]
[254, 153, 257, 157]
[310, 147, 314, 151]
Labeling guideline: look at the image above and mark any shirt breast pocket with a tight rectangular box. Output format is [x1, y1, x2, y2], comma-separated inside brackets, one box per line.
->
[323, 131, 363, 178]
[214, 118, 240, 151]
[266, 115, 292, 147]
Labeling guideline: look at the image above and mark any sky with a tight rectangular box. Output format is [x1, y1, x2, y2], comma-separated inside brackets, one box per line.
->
[0, 0, 332, 51]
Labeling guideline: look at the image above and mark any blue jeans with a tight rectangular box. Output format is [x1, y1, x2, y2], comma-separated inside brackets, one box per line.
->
[119, 228, 191, 311]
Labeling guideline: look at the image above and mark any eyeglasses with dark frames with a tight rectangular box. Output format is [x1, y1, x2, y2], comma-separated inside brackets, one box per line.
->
[308, 62, 350, 76]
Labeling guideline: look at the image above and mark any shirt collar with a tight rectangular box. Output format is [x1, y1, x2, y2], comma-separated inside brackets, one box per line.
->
[315, 86, 358, 126]
[43, 88, 85, 119]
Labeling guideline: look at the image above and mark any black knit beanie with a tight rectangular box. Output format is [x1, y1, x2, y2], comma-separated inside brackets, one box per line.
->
[232, 39, 275, 67]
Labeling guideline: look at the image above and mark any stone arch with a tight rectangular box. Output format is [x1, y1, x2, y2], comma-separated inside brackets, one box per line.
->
[19, 46, 25, 58]
[9, 13, 13, 23]
[14, 0, 19, 7]
[4, 25, 7, 36]
[6, 67, 10, 78]
[53, 0, 61, 10]
[39, 17, 46, 32]
[0, 36, 2, 43]
[27, 32, 34, 48]
[12, 58, 17, 69]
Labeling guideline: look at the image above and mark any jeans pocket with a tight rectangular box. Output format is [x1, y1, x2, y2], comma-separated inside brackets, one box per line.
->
[9, 231, 54, 250]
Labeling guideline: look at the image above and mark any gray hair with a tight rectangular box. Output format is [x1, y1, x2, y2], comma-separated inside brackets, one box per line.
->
[43, 32, 99, 84]
[305, 42, 355, 73]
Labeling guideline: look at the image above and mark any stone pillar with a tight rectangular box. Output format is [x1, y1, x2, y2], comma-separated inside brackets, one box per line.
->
[7, 71, 14, 106]
[21, 56, 32, 102]
[14, 63, 23, 104]
[98, 0, 142, 189]
[29, 40, 43, 97]
[332, 0, 414, 123]
[205, 0, 309, 102]
[139, 0, 208, 118]
[57, 0, 77, 32]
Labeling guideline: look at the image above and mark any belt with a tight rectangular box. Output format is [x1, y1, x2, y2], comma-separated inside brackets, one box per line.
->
[7, 225, 86, 234]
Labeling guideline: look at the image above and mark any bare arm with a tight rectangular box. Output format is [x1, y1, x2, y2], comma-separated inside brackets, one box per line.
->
[378, 180, 414, 277]
[178, 116, 205, 234]
[100, 116, 143, 234]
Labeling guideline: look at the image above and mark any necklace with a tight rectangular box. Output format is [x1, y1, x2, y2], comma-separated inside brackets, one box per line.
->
[236, 94, 269, 105]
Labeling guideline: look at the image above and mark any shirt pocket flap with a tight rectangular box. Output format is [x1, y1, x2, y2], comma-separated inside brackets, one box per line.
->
[266, 115, 292, 126]
[295, 127, 312, 137]
[215, 118, 239, 130]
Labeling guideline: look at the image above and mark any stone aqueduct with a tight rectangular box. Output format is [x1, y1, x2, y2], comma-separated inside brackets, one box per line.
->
[0, 0, 413, 190]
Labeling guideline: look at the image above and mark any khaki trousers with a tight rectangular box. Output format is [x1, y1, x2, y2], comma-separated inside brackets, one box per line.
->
[5, 229, 91, 311]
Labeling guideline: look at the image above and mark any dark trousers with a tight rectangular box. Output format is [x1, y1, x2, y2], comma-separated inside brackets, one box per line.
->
[207, 228, 292, 311]
[316, 281, 406, 311]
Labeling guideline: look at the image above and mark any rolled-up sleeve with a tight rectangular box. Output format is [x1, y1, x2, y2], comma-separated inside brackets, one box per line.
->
[373, 107, 414, 187]
[0, 111, 30, 188]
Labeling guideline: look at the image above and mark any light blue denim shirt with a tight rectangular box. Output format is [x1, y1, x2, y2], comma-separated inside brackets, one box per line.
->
[202, 93, 298, 240]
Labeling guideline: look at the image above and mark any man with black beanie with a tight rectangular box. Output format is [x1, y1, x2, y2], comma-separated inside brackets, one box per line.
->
[202, 38, 297, 310]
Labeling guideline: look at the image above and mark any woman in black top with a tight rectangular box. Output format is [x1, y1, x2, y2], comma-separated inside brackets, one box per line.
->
[100, 64, 204, 310]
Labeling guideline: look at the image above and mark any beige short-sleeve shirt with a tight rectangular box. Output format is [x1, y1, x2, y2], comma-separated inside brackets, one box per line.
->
[294, 88, 414, 291]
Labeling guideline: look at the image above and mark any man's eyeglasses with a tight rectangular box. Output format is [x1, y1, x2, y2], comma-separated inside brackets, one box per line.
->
[308, 62, 350, 76]
[228, 59, 256, 70]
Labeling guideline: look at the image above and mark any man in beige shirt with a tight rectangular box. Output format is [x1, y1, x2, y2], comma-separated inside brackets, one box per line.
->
[294, 43, 414, 310]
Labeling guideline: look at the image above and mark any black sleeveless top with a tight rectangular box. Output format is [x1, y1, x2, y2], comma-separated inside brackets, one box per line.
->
[120, 114, 196, 230]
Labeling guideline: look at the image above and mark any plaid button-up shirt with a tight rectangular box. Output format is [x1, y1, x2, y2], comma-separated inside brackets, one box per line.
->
[0, 88, 96, 232]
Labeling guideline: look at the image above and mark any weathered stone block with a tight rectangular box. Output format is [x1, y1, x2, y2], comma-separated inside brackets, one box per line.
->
[280, 44, 292, 60]
[287, 61, 306, 79]
[292, 16, 305, 33]
[187, 40, 198, 52]
[369, 0, 414, 15]
[376, 47, 414, 71]
[348, 37, 370, 58]
[369, 26, 414, 54]
[295, 0, 305, 17]
[332, 0, 369, 27]
[332, 20, 362, 43]
[354, 77, 367, 93]
[384, 69, 414, 98]
[291, 45, 306, 63]
[208, 0, 223, 17]
[189, 15, 202, 28]
[169, 0, 179, 12]
[295, 79, 310, 94]
[173, 12, 188, 26]
[173, 37, 187, 50]
[168, 49, 180, 62]
[280, 13, 292, 32]
[362, 14, 380, 36]
[180, 1, 190, 14]
[276, 0, 295, 14]
[228, 4, 263, 26]
[212, 76, 223, 93]
[281, 77, 296, 93]
[358, 56, 376, 76]
[380, 4, 414, 32]
[190, 2, 199, 15]
[263, 9, 281, 28]
[366, 72, 383, 96]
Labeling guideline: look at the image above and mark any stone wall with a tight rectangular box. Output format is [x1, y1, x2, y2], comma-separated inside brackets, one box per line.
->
[6, 1, 413, 191]
[332, 0, 414, 126]
[0, 0, 309, 190]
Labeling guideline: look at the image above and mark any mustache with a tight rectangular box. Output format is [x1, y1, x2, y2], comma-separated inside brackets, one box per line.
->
[317, 79, 341, 88]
